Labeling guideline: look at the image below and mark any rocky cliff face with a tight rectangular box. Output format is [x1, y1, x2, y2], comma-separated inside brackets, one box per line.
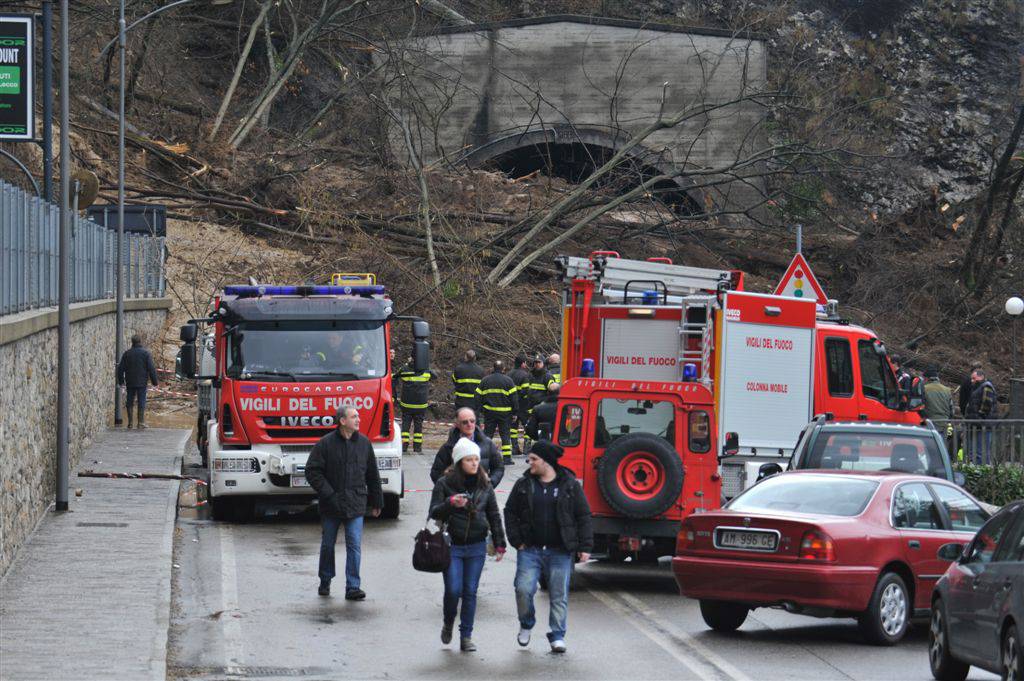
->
[651, 0, 1022, 216]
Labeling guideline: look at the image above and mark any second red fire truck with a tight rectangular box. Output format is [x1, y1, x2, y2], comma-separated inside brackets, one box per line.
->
[550, 253, 921, 560]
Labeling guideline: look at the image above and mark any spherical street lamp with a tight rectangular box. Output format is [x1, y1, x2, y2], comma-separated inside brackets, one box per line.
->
[1008, 297, 1024, 317]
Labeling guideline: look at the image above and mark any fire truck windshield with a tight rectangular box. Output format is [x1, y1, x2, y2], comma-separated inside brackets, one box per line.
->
[225, 320, 386, 381]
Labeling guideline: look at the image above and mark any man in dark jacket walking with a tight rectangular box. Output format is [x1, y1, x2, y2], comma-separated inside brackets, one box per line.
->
[509, 355, 531, 457]
[476, 360, 518, 464]
[116, 334, 159, 429]
[304, 406, 383, 600]
[526, 383, 560, 442]
[452, 350, 485, 415]
[504, 441, 593, 653]
[430, 408, 504, 487]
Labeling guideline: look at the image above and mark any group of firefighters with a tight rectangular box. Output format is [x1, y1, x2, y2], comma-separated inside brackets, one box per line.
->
[394, 349, 563, 462]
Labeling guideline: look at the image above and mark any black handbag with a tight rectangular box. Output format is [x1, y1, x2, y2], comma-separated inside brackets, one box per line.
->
[412, 523, 451, 573]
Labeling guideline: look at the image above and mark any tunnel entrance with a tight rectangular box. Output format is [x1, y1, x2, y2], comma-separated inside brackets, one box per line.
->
[460, 129, 702, 216]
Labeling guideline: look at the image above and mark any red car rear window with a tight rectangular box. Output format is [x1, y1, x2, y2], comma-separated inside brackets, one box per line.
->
[729, 475, 879, 517]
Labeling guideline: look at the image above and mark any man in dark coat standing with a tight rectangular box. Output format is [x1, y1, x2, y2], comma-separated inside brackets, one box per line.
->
[304, 406, 383, 599]
[430, 407, 504, 487]
[116, 334, 159, 429]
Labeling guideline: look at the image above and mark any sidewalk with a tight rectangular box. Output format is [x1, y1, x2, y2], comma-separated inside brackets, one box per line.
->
[0, 428, 190, 681]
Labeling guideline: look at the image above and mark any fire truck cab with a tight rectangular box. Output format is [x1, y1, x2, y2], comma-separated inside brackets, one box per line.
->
[177, 277, 429, 521]
[551, 253, 920, 559]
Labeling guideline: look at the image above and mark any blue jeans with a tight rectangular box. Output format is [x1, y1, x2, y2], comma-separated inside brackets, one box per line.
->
[514, 546, 573, 641]
[970, 427, 993, 464]
[318, 515, 363, 590]
[125, 386, 147, 415]
[443, 541, 487, 637]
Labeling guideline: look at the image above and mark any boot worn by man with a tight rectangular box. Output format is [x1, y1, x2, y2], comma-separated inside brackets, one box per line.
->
[344, 587, 366, 601]
[460, 637, 477, 652]
[318, 580, 330, 596]
[440, 621, 453, 644]
[137, 408, 148, 429]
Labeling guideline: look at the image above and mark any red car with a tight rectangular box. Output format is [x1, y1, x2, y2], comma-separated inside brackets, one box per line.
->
[672, 470, 989, 645]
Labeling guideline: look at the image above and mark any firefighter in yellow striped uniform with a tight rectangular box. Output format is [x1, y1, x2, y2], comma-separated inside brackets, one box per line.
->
[476, 360, 519, 464]
[546, 352, 562, 384]
[509, 355, 531, 457]
[522, 356, 555, 454]
[397, 357, 433, 453]
[452, 349, 485, 416]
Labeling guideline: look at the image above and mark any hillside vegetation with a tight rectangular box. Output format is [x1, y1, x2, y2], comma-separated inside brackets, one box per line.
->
[2, 0, 1021, 404]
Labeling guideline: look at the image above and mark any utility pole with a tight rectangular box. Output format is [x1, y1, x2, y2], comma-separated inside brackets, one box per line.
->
[114, 1, 126, 426]
[55, 0, 70, 512]
[41, 0, 53, 202]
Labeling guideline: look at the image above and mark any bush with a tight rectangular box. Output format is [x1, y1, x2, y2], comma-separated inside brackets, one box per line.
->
[954, 463, 1024, 507]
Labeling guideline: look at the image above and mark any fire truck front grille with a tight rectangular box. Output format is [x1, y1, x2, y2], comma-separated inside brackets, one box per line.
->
[721, 463, 746, 500]
[264, 428, 333, 440]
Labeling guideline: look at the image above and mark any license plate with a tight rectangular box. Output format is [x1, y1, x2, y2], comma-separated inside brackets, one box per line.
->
[716, 528, 778, 552]
[290, 475, 310, 488]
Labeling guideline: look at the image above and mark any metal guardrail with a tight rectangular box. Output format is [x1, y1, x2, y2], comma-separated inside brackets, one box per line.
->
[932, 419, 1024, 466]
[1, 181, 166, 317]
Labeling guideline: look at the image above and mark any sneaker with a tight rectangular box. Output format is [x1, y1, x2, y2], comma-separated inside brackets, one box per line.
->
[441, 622, 453, 645]
[318, 580, 330, 596]
[517, 628, 531, 647]
[345, 588, 366, 601]
[550, 639, 567, 653]
[460, 637, 477, 652]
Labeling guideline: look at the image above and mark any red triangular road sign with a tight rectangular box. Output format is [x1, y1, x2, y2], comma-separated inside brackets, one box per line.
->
[774, 253, 828, 305]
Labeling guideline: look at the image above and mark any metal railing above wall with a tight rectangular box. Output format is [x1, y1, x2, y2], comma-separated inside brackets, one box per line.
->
[931, 419, 1024, 466]
[1, 181, 166, 316]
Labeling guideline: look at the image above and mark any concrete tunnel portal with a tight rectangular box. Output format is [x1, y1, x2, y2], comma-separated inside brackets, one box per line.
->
[389, 16, 768, 215]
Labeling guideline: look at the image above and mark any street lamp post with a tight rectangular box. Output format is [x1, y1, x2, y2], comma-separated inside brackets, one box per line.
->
[1007, 296, 1023, 376]
[98, 0, 233, 426]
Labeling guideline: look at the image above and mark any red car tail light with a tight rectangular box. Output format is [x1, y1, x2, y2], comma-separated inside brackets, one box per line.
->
[676, 523, 696, 554]
[799, 530, 835, 562]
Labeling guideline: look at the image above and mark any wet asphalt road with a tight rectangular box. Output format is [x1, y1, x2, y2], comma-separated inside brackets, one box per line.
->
[167, 439, 998, 681]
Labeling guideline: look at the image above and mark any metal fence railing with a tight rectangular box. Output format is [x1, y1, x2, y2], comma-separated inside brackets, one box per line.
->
[932, 419, 1024, 466]
[1, 181, 166, 316]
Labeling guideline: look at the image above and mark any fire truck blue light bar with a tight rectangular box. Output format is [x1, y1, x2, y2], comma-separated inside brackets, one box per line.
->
[224, 285, 386, 297]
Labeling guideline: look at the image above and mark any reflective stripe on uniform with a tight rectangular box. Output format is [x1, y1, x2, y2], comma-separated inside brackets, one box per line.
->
[482, 405, 512, 412]
[454, 378, 482, 385]
[398, 401, 428, 409]
[476, 387, 516, 396]
[454, 392, 476, 399]
[400, 374, 432, 382]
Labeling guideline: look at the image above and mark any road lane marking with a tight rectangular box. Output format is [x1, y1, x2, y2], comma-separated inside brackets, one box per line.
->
[219, 525, 245, 677]
[617, 591, 751, 681]
[588, 587, 743, 681]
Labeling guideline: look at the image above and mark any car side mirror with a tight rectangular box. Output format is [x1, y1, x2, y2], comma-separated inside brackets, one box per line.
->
[757, 462, 783, 481]
[176, 344, 196, 380]
[953, 471, 966, 487]
[180, 323, 198, 343]
[719, 432, 739, 461]
[412, 339, 430, 374]
[412, 319, 430, 340]
[937, 542, 965, 561]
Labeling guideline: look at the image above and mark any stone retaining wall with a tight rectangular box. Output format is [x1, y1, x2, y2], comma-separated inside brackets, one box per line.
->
[0, 298, 172, 576]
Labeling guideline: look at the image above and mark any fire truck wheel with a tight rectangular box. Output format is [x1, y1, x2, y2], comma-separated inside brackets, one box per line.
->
[597, 433, 684, 519]
[381, 494, 400, 519]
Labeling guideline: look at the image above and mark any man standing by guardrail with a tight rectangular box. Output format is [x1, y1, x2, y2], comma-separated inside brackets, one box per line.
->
[116, 334, 158, 429]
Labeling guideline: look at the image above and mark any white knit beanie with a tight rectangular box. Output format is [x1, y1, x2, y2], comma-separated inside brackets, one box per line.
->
[452, 437, 481, 467]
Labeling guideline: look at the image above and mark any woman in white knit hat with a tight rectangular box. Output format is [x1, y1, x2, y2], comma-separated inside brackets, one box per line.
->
[428, 437, 507, 652]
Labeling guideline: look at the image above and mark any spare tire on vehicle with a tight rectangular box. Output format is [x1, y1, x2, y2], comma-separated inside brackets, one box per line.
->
[597, 433, 684, 518]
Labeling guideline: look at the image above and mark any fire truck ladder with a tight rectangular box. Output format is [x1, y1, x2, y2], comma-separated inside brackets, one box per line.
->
[556, 255, 733, 302]
[680, 295, 716, 386]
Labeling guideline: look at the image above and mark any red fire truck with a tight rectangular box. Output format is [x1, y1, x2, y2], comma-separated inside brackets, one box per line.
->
[550, 253, 920, 559]
[176, 277, 430, 521]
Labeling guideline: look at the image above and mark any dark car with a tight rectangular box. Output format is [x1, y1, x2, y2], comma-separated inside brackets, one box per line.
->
[929, 500, 1024, 681]
[776, 417, 965, 487]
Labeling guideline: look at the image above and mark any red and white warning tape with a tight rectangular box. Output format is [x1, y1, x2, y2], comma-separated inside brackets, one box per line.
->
[150, 386, 197, 399]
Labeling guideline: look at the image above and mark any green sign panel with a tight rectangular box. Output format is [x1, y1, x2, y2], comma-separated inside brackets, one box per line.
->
[0, 15, 33, 140]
